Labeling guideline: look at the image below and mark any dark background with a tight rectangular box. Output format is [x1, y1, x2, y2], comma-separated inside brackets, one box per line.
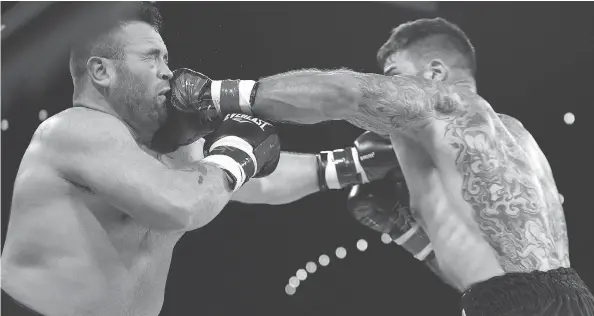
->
[2, 2, 593, 315]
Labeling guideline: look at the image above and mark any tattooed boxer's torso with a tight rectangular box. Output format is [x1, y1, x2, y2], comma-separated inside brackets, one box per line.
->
[345, 75, 569, 290]
[1, 109, 184, 316]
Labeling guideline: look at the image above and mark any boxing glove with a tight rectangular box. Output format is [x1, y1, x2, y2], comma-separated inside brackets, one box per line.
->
[317, 131, 400, 191]
[347, 170, 433, 261]
[151, 69, 227, 153]
[151, 101, 222, 154]
[202, 113, 280, 192]
[169, 68, 258, 118]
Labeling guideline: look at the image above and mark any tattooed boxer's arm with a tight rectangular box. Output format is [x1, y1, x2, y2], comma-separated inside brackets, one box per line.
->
[252, 69, 456, 135]
[233, 152, 320, 205]
[45, 113, 233, 233]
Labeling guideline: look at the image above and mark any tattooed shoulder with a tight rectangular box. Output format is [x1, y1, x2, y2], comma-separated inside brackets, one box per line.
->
[348, 74, 464, 135]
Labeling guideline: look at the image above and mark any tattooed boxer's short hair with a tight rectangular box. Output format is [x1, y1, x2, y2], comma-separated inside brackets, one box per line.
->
[376, 17, 476, 76]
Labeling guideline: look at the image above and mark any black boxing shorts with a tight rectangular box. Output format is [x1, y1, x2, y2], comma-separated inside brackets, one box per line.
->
[1, 289, 46, 316]
[461, 267, 594, 316]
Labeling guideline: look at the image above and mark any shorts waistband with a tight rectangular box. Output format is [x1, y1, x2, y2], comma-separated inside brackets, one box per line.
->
[461, 267, 594, 315]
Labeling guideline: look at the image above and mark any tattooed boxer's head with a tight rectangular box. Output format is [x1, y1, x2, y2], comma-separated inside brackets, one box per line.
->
[377, 18, 476, 87]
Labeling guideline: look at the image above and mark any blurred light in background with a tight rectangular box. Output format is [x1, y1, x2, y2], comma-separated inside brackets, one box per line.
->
[335, 246, 347, 259]
[564, 112, 575, 125]
[356, 239, 368, 251]
[319, 254, 330, 267]
[381, 233, 392, 244]
[296, 269, 307, 281]
[39, 109, 48, 121]
[305, 261, 317, 274]
[285, 284, 296, 296]
[289, 276, 300, 288]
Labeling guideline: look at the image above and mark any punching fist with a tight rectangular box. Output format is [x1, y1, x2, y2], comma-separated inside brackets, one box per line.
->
[346, 170, 433, 261]
[151, 68, 259, 154]
[169, 68, 257, 118]
[202, 113, 281, 192]
[317, 131, 399, 190]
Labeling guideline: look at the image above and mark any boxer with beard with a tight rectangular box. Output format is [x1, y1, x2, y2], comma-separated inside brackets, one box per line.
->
[1, 5, 397, 316]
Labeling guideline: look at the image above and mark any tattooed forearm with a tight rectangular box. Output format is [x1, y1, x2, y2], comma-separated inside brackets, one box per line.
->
[255, 69, 461, 133]
[347, 74, 460, 135]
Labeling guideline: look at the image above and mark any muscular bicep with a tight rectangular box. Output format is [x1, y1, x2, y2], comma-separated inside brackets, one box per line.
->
[44, 114, 232, 231]
[346, 74, 459, 135]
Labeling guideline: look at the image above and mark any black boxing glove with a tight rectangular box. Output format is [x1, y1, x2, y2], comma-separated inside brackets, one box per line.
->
[169, 68, 258, 119]
[202, 113, 280, 192]
[347, 171, 433, 261]
[316, 131, 399, 191]
[151, 102, 223, 154]
[151, 68, 259, 154]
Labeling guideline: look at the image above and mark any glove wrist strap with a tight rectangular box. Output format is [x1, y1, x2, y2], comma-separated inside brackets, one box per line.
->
[316, 153, 329, 191]
[319, 147, 368, 190]
[390, 223, 434, 261]
[249, 81, 260, 109]
[202, 136, 259, 192]
[211, 80, 257, 116]
[202, 155, 245, 192]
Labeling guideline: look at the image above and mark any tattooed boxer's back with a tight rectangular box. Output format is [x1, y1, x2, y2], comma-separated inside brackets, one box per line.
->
[252, 72, 569, 291]
[256, 72, 570, 292]
[252, 71, 569, 290]
[254, 69, 569, 291]
[383, 87, 569, 291]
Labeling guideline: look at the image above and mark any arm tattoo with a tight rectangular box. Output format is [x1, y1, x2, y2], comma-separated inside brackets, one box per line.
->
[157, 153, 208, 185]
[346, 74, 459, 135]
[444, 104, 569, 272]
